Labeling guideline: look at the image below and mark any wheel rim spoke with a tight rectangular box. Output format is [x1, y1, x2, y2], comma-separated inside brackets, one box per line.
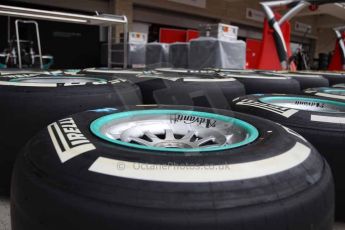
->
[195, 136, 215, 146]
[165, 129, 175, 140]
[181, 131, 196, 141]
[144, 131, 159, 141]
[130, 137, 152, 146]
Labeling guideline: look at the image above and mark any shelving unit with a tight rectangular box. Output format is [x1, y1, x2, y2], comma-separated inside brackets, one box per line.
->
[0, 4, 128, 68]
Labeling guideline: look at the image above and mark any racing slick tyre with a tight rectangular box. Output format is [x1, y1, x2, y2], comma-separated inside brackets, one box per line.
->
[80, 69, 246, 109]
[304, 87, 345, 101]
[317, 73, 345, 85]
[296, 72, 345, 86]
[135, 71, 245, 109]
[11, 105, 333, 230]
[0, 73, 142, 194]
[219, 72, 301, 94]
[231, 94, 345, 219]
[262, 72, 330, 90]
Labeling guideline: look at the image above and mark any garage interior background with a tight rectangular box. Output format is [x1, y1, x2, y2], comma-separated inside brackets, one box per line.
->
[1, 0, 345, 69]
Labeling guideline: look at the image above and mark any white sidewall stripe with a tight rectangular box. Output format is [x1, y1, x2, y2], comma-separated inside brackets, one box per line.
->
[84, 68, 142, 74]
[155, 68, 188, 73]
[89, 142, 310, 183]
[223, 74, 288, 80]
[315, 92, 345, 100]
[183, 78, 236, 82]
[0, 81, 57, 87]
[155, 68, 215, 74]
[311, 115, 345, 124]
[284, 74, 323, 78]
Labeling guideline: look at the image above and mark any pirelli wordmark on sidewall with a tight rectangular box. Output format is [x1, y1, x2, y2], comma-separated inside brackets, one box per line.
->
[48, 117, 96, 163]
[235, 99, 298, 118]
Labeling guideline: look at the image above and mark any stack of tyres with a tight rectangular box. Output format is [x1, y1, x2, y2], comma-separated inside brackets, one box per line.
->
[80, 68, 246, 109]
[168, 42, 189, 68]
[0, 73, 142, 193]
[145, 43, 170, 68]
[231, 94, 345, 219]
[318, 53, 330, 70]
[188, 37, 246, 69]
[11, 105, 334, 230]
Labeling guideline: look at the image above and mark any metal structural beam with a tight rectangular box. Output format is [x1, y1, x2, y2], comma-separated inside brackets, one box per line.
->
[334, 25, 345, 70]
[0, 4, 128, 68]
[260, 0, 345, 70]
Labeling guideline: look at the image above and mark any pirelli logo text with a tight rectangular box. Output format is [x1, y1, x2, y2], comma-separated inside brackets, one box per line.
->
[48, 117, 96, 163]
[236, 99, 298, 118]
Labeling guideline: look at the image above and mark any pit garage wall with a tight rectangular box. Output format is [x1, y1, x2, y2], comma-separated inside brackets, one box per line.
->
[314, 15, 344, 58]
[0, 0, 105, 68]
[5, 0, 338, 63]
[118, 0, 319, 52]
[129, 0, 319, 36]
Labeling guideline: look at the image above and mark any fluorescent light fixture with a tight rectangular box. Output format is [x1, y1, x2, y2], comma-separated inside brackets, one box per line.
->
[0, 4, 126, 23]
[0, 10, 88, 23]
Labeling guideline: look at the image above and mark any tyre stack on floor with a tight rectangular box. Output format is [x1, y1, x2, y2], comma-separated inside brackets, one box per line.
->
[0, 71, 142, 194]
[228, 70, 345, 221]
[296, 71, 345, 86]
[217, 71, 301, 94]
[81, 67, 246, 109]
[2, 67, 340, 230]
[217, 69, 330, 93]
[11, 104, 334, 230]
[260, 71, 330, 90]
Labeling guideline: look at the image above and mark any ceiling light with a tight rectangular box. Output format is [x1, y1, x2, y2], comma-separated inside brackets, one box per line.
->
[0, 10, 88, 23]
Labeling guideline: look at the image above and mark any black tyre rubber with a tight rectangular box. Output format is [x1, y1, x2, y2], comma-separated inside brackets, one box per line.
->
[296, 71, 345, 85]
[317, 73, 345, 86]
[0, 73, 142, 194]
[304, 87, 345, 101]
[219, 72, 301, 94]
[263, 72, 330, 90]
[231, 94, 345, 219]
[140, 72, 245, 109]
[11, 105, 333, 230]
[79, 69, 246, 109]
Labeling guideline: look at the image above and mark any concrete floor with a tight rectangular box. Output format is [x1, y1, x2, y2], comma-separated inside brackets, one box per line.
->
[0, 196, 344, 230]
[0, 197, 10, 230]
